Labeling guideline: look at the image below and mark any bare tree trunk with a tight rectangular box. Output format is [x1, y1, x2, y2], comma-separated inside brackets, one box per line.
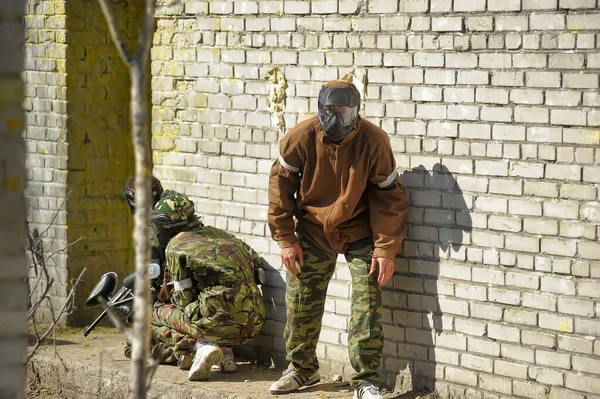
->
[97, 0, 156, 397]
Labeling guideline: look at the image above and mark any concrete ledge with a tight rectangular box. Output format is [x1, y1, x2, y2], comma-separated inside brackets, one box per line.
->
[26, 327, 359, 399]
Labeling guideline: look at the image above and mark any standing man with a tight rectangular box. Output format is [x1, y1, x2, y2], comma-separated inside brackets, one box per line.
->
[268, 80, 408, 399]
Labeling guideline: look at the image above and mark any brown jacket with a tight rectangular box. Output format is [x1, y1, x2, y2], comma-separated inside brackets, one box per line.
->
[268, 112, 408, 260]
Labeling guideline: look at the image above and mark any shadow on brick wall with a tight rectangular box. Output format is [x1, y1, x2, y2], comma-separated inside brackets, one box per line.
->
[381, 163, 472, 394]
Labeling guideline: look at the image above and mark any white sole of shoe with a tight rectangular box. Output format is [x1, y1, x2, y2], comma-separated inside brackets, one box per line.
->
[269, 373, 320, 395]
[188, 348, 224, 381]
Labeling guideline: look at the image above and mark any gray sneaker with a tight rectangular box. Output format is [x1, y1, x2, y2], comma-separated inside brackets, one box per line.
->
[269, 369, 320, 394]
[353, 384, 382, 399]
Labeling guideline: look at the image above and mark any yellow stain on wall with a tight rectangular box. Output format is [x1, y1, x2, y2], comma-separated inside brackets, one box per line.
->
[4, 176, 22, 193]
[6, 118, 23, 133]
[587, 131, 600, 143]
[559, 322, 570, 332]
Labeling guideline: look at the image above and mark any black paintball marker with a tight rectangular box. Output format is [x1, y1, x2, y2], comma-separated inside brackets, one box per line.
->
[83, 262, 162, 337]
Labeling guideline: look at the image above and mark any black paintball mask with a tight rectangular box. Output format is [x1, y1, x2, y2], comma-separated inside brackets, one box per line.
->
[123, 177, 164, 215]
[317, 85, 360, 143]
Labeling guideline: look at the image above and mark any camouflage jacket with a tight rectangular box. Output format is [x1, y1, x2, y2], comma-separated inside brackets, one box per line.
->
[165, 226, 266, 343]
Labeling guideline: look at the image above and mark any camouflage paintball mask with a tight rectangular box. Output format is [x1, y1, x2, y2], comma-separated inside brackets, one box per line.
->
[151, 191, 198, 247]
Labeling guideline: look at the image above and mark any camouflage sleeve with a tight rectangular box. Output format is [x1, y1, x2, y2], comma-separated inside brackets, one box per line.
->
[242, 241, 262, 271]
[148, 225, 164, 265]
[166, 252, 196, 309]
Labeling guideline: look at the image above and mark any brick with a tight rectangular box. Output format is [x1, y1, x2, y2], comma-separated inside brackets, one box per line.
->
[476, 88, 508, 105]
[528, 367, 563, 387]
[412, 87, 442, 102]
[480, 54, 512, 69]
[558, 337, 593, 359]
[468, 337, 500, 358]
[530, 13, 566, 30]
[509, 89, 543, 105]
[505, 308, 537, 326]
[414, 52, 444, 67]
[575, 319, 600, 336]
[513, 381, 548, 399]
[541, 237, 577, 256]
[522, 330, 556, 349]
[479, 373, 513, 395]
[492, 362, 528, 383]
[445, 54, 478, 69]
[475, 160, 509, 177]
[525, 181, 559, 198]
[447, 105, 477, 121]
[491, 71, 524, 87]
[546, 90, 582, 107]
[445, 366, 478, 387]
[564, 73, 599, 89]
[526, 72, 561, 88]
[488, 288, 521, 305]
[437, 332, 467, 351]
[457, 70, 489, 85]
[523, 218, 558, 235]
[416, 104, 446, 119]
[432, 17, 463, 32]
[516, 106, 549, 124]
[566, 14, 600, 30]
[502, 343, 534, 363]
[461, 353, 493, 373]
[398, 0, 429, 12]
[549, 387, 585, 399]
[496, 15, 529, 31]
[558, 297, 595, 316]
[541, 276, 576, 295]
[426, 122, 457, 137]
[513, 54, 547, 69]
[536, 349, 572, 370]
[454, 0, 486, 11]
[443, 88, 474, 104]
[579, 241, 600, 260]
[424, 69, 455, 85]
[480, 106, 512, 122]
[506, 234, 540, 253]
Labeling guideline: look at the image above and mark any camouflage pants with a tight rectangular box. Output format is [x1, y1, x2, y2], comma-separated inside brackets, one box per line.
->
[122, 304, 196, 363]
[285, 235, 382, 389]
[151, 303, 198, 357]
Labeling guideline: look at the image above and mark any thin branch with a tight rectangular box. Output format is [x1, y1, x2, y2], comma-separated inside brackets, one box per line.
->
[28, 278, 54, 318]
[42, 236, 85, 264]
[24, 268, 86, 363]
[134, 0, 157, 64]
[38, 191, 70, 237]
[97, 0, 133, 66]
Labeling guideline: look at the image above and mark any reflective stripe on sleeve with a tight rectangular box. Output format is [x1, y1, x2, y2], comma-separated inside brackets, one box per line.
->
[278, 155, 300, 173]
[173, 278, 192, 291]
[377, 170, 398, 189]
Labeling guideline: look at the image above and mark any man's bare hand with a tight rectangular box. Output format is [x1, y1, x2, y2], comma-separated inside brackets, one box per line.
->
[369, 256, 394, 285]
[281, 242, 304, 276]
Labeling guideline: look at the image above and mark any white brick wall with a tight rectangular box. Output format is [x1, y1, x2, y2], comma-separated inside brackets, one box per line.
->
[148, 2, 600, 398]
[1, 1, 27, 398]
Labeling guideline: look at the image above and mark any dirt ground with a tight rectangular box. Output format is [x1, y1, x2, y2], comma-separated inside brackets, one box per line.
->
[26, 327, 437, 399]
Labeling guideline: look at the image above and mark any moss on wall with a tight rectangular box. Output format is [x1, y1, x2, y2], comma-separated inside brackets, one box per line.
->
[65, 0, 145, 325]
